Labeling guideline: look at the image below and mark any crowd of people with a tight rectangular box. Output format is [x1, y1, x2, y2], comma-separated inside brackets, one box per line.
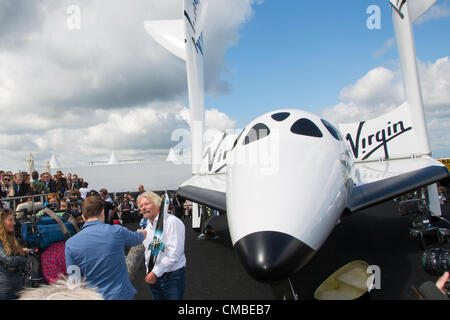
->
[0, 170, 83, 201]
[0, 169, 189, 300]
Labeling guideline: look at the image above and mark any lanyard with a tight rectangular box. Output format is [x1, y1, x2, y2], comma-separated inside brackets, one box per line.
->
[147, 191, 169, 273]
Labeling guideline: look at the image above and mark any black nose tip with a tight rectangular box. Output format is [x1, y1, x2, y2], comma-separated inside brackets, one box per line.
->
[235, 231, 316, 283]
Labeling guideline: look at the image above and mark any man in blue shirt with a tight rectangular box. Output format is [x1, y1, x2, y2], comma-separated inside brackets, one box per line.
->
[65, 196, 147, 300]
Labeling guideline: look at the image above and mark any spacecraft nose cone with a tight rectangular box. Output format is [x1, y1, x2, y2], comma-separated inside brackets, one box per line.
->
[234, 231, 316, 283]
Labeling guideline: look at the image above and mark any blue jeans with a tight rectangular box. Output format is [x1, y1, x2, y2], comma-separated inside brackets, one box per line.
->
[149, 267, 185, 300]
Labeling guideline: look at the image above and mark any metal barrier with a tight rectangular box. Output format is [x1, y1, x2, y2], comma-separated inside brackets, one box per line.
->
[0, 194, 49, 212]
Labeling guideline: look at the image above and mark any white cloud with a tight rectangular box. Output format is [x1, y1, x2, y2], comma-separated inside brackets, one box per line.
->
[0, 0, 257, 171]
[180, 107, 236, 131]
[372, 37, 396, 58]
[321, 66, 403, 124]
[321, 56, 450, 158]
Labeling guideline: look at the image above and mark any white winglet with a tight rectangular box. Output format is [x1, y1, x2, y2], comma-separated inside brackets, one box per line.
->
[144, 20, 186, 61]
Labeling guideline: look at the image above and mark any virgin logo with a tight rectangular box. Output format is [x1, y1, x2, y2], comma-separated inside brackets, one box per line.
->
[346, 120, 412, 160]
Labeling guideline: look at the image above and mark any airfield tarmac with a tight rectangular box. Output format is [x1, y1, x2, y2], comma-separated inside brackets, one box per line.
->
[125, 200, 450, 300]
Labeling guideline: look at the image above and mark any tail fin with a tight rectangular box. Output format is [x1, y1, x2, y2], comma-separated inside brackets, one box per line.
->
[340, 0, 437, 162]
[391, 0, 438, 23]
[144, 0, 208, 174]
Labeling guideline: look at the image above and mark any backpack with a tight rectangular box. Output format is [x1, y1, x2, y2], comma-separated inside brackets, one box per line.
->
[23, 251, 45, 288]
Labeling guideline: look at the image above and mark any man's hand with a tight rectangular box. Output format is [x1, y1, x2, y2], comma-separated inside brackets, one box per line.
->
[436, 271, 449, 295]
[137, 229, 147, 239]
[145, 271, 158, 285]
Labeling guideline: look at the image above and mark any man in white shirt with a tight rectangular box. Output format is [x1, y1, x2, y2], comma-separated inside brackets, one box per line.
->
[78, 182, 91, 199]
[137, 191, 186, 300]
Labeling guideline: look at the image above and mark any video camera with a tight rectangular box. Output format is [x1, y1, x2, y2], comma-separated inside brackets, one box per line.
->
[422, 248, 450, 276]
[14, 199, 83, 246]
[62, 198, 83, 218]
[419, 248, 450, 299]
[398, 198, 450, 249]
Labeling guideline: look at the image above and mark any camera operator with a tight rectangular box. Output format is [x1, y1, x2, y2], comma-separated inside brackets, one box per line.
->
[61, 193, 83, 225]
[36, 193, 62, 217]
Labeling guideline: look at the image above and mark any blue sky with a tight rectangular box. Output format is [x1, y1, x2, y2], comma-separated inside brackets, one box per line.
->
[206, 0, 450, 130]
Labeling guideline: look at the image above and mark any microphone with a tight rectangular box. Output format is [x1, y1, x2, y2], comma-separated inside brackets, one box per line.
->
[126, 244, 145, 283]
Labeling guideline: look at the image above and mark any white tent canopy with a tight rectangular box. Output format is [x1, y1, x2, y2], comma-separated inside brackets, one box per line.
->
[44, 160, 51, 174]
[50, 154, 62, 169]
[166, 147, 180, 163]
[108, 152, 120, 165]
[26, 153, 35, 175]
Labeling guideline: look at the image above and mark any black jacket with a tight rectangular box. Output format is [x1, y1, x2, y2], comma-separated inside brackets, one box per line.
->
[12, 183, 32, 197]
[44, 180, 57, 193]
[0, 241, 27, 299]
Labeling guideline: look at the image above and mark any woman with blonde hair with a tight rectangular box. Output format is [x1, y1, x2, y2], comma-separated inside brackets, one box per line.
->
[0, 209, 28, 299]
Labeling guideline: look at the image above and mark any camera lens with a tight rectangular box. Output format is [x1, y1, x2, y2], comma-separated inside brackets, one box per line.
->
[422, 248, 450, 276]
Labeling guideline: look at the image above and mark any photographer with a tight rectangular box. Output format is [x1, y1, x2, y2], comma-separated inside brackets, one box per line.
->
[8, 173, 32, 198]
[0, 174, 12, 199]
[0, 209, 29, 300]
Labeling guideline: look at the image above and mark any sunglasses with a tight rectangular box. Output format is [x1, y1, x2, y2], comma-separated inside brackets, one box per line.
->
[3, 178, 10, 181]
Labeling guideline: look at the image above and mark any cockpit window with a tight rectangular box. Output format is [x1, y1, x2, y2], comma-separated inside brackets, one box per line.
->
[243, 123, 270, 145]
[290, 118, 323, 138]
[271, 112, 290, 122]
[321, 119, 342, 141]
[231, 128, 245, 150]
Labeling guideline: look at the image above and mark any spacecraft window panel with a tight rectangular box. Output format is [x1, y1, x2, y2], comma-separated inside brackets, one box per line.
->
[271, 112, 290, 122]
[321, 119, 342, 141]
[243, 123, 271, 145]
[290, 118, 323, 138]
